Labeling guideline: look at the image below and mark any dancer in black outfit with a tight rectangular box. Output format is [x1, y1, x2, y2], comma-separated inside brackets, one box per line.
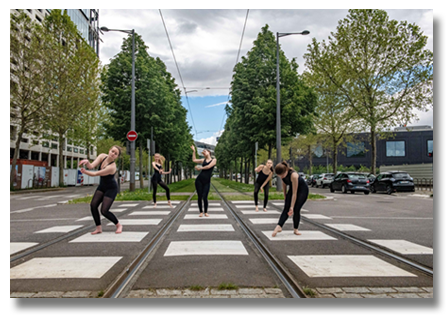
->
[191, 145, 216, 217]
[272, 161, 309, 237]
[254, 159, 274, 212]
[79, 145, 123, 234]
[151, 153, 172, 208]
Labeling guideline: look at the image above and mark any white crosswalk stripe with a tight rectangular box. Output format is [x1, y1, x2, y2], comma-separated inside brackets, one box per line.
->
[164, 241, 248, 256]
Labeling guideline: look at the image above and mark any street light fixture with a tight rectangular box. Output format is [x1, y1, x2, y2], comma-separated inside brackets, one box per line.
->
[100, 26, 137, 192]
[276, 30, 310, 191]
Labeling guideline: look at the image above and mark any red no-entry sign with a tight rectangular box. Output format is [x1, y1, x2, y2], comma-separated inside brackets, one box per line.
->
[127, 130, 138, 142]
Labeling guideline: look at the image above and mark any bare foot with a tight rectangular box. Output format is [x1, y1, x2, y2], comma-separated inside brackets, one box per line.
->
[153, 203, 157, 208]
[115, 223, 123, 234]
[255, 206, 259, 212]
[168, 201, 173, 208]
[272, 225, 282, 237]
[91, 226, 102, 235]
[204, 213, 209, 217]
[293, 229, 301, 236]
[263, 208, 267, 212]
[199, 213, 203, 217]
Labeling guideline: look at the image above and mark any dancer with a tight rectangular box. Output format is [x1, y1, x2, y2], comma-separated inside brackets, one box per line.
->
[79, 145, 123, 234]
[191, 145, 216, 217]
[254, 159, 274, 212]
[272, 161, 309, 237]
[151, 153, 172, 208]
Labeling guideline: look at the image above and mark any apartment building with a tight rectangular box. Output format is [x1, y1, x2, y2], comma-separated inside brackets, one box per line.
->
[10, 9, 100, 169]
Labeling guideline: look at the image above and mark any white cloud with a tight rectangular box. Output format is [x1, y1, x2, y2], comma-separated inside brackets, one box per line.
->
[198, 130, 224, 146]
[205, 101, 229, 108]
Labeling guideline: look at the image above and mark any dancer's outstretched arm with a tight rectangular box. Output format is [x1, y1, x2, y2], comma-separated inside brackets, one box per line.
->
[191, 145, 204, 164]
[79, 153, 107, 169]
[195, 159, 216, 171]
[80, 163, 116, 177]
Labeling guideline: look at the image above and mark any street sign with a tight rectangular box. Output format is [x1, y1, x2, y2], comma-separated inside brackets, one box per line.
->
[127, 130, 138, 142]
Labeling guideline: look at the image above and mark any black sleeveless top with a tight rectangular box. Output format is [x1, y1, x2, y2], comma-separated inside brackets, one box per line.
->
[98, 156, 117, 188]
[256, 167, 271, 185]
[152, 163, 162, 182]
[197, 159, 214, 184]
[282, 170, 307, 191]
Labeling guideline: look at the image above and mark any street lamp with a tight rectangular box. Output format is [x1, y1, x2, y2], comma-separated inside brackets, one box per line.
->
[276, 30, 310, 191]
[100, 26, 137, 192]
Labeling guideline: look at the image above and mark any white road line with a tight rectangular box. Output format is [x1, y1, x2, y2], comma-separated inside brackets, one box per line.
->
[287, 255, 417, 278]
[188, 208, 224, 212]
[262, 230, 337, 241]
[331, 216, 433, 220]
[10, 257, 122, 279]
[130, 211, 170, 216]
[34, 225, 84, 233]
[184, 214, 228, 219]
[109, 219, 162, 225]
[10, 204, 57, 214]
[324, 224, 371, 231]
[164, 241, 248, 256]
[241, 210, 281, 215]
[69, 232, 149, 243]
[10, 242, 39, 255]
[177, 224, 234, 232]
[368, 240, 433, 255]
[303, 214, 333, 220]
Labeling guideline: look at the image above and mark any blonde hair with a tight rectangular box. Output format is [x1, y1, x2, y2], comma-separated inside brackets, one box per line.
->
[155, 153, 165, 165]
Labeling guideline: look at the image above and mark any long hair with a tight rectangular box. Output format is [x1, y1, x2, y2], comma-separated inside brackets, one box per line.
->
[275, 161, 294, 175]
[155, 153, 165, 165]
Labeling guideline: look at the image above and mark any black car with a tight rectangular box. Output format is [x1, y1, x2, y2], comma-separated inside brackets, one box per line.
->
[370, 171, 415, 195]
[307, 173, 320, 187]
[330, 172, 370, 195]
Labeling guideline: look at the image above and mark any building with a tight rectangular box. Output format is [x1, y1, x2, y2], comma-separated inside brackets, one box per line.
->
[194, 141, 216, 159]
[10, 9, 100, 169]
[294, 126, 433, 172]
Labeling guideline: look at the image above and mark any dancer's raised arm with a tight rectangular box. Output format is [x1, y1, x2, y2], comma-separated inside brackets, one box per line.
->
[191, 145, 204, 164]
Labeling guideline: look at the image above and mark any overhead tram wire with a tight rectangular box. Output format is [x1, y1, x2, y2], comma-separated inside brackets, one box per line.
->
[219, 9, 250, 133]
[158, 9, 198, 139]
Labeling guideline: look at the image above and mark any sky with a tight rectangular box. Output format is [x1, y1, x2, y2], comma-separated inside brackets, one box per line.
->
[98, 9, 433, 146]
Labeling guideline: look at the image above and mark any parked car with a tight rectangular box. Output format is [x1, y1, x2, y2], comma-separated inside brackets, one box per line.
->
[361, 173, 376, 183]
[307, 173, 320, 187]
[316, 173, 335, 188]
[330, 172, 370, 195]
[370, 171, 415, 195]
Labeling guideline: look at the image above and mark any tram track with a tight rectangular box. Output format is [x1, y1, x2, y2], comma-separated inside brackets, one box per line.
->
[211, 183, 307, 298]
[215, 181, 433, 278]
[102, 192, 196, 298]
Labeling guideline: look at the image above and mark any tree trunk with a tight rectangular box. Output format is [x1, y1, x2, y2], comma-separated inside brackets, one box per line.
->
[268, 143, 272, 160]
[332, 141, 338, 174]
[240, 157, 243, 183]
[370, 128, 377, 174]
[308, 145, 313, 175]
[139, 145, 144, 189]
[10, 132, 23, 189]
[58, 133, 64, 187]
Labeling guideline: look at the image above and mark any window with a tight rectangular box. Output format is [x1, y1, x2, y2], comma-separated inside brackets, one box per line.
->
[42, 141, 49, 148]
[74, 148, 79, 153]
[392, 172, 411, 179]
[347, 142, 366, 157]
[386, 141, 405, 157]
[35, 15, 42, 22]
[67, 146, 72, 152]
[313, 145, 324, 158]
[427, 140, 433, 157]
[21, 138, 29, 143]
[80, 149, 84, 154]
[51, 143, 58, 149]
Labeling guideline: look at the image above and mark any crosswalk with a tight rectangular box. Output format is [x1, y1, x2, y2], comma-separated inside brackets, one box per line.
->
[10, 198, 433, 283]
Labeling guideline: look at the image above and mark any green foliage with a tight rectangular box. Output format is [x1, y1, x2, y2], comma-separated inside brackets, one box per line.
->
[217, 283, 239, 290]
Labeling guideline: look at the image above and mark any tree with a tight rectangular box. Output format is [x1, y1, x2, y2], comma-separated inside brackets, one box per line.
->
[10, 11, 52, 188]
[41, 10, 100, 186]
[304, 9, 433, 173]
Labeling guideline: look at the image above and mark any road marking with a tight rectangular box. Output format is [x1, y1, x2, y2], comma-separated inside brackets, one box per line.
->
[118, 203, 139, 207]
[10, 204, 57, 214]
[109, 219, 162, 225]
[287, 255, 417, 277]
[188, 208, 224, 212]
[130, 211, 171, 216]
[184, 214, 228, 219]
[368, 240, 433, 255]
[303, 214, 332, 220]
[249, 218, 293, 224]
[177, 224, 234, 232]
[10, 257, 122, 279]
[231, 201, 255, 204]
[241, 210, 281, 215]
[112, 209, 127, 212]
[34, 225, 83, 233]
[155, 201, 181, 204]
[16, 196, 41, 200]
[69, 232, 149, 243]
[142, 205, 175, 209]
[10, 242, 39, 255]
[76, 216, 105, 221]
[262, 230, 337, 241]
[324, 224, 371, 231]
[331, 216, 433, 220]
[164, 241, 248, 256]
[11, 218, 78, 222]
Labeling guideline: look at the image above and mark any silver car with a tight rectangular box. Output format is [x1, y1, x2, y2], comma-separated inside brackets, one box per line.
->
[316, 173, 335, 188]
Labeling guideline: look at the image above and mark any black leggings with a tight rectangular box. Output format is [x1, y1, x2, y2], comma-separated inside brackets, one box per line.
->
[195, 178, 211, 213]
[90, 189, 119, 226]
[278, 186, 309, 229]
[254, 183, 269, 209]
[151, 179, 170, 203]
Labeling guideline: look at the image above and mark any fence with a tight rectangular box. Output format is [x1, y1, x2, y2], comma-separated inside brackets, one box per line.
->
[413, 178, 433, 191]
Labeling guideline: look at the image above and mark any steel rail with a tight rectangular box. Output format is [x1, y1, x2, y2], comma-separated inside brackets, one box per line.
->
[102, 192, 196, 298]
[211, 183, 307, 298]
